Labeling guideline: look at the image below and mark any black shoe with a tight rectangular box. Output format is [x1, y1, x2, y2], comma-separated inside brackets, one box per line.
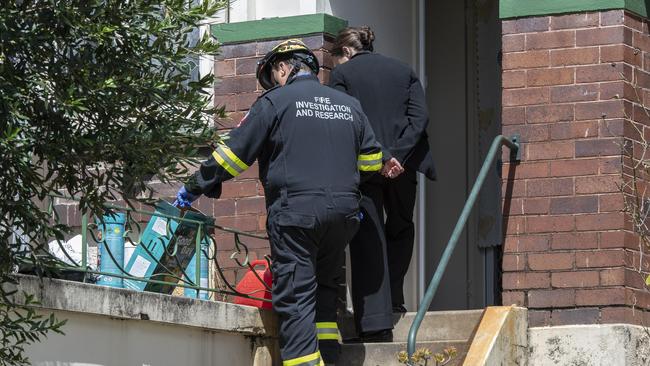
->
[343, 329, 393, 344]
[392, 304, 408, 313]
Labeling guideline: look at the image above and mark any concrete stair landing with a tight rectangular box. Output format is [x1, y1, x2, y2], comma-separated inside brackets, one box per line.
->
[338, 310, 484, 366]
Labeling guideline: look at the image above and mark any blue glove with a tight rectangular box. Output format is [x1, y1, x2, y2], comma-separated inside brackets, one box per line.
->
[173, 186, 200, 208]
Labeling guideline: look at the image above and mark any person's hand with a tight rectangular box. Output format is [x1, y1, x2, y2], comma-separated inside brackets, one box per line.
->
[173, 186, 200, 208]
[381, 158, 404, 179]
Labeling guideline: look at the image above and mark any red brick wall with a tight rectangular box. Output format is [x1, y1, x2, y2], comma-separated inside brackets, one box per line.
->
[207, 34, 336, 294]
[501, 10, 650, 326]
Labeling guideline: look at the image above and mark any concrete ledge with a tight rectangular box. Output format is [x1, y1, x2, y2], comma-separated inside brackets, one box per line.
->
[13, 274, 277, 337]
[463, 306, 528, 366]
[529, 324, 650, 366]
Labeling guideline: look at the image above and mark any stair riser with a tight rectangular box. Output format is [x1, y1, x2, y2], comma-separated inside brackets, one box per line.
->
[339, 310, 483, 343]
[338, 341, 467, 366]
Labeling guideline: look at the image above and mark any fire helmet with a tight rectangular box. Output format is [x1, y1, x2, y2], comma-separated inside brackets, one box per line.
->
[255, 39, 320, 90]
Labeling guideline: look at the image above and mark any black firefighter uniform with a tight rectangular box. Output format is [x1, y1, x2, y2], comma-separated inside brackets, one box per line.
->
[184, 73, 385, 365]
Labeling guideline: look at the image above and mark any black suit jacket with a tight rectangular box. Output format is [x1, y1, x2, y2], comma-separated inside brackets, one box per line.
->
[328, 51, 436, 180]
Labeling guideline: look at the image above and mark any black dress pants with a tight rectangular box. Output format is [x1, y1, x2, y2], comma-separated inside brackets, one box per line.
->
[350, 170, 417, 332]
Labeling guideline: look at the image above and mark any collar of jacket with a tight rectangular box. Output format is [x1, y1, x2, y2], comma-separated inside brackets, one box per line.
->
[286, 73, 319, 85]
[351, 50, 372, 59]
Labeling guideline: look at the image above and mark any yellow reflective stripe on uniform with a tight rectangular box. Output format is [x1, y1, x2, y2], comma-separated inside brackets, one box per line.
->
[358, 152, 382, 161]
[211, 143, 249, 178]
[358, 151, 383, 172]
[211, 150, 240, 177]
[316, 322, 340, 341]
[283, 350, 323, 366]
[317, 334, 340, 340]
[218, 143, 249, 171]
[358, 162, 382, 171]
[316, 322, 338, 329]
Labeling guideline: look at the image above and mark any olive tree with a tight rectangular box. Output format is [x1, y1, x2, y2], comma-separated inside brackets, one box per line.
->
[0, 1, 225, 363]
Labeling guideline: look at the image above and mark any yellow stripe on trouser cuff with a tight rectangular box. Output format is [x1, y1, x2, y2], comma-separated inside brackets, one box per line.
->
[316, 321, 340, 341]
[283, 350, 324, 366]
[211, 144, 248, 178]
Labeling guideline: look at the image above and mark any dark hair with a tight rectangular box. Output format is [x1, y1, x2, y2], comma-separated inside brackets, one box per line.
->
[272, 53, 314, 73]
[331, 26, 375, 56]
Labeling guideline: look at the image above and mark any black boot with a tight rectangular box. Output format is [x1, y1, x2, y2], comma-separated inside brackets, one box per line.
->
[343, 329, 393, 344]
[392, 304, 407, 313]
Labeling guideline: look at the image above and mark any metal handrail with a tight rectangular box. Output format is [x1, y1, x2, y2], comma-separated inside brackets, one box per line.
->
[407, 134, 520, 361]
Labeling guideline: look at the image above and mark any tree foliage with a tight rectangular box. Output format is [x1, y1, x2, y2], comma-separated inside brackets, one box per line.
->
[0, 0, 225, 364]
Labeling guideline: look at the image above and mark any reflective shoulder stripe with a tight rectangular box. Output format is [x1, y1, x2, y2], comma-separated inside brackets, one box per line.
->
[316, 322, 340, 341]
[211, 143, 250, 178]
[283, 351, 323, 366]
[218, 143, 249, 171]
[211, 150, 239, 177]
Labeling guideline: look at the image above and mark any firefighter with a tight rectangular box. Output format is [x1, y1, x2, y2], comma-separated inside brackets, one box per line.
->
[328, 26, 436, 342]
[174, 39, 399, 365]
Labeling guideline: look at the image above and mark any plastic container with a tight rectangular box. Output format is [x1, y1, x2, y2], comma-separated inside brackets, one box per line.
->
[96, 213, 126, 288]
[183, 243, 209, 300]
[234, 260, 273, 309]
[123, 201, 213, 294]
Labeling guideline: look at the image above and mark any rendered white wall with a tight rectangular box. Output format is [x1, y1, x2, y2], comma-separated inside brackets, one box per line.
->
[26, 310, 254, 366]
[529, 324, 650, 366]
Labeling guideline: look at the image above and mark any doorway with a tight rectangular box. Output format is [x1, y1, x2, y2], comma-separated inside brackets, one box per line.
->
[422, 0, 503, 310]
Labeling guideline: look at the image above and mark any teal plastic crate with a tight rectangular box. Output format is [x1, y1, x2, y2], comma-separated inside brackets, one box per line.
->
[123, 200, 213, 294]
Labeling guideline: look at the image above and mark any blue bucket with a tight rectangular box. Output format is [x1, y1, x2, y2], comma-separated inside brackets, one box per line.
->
[96, 213, 126, 288]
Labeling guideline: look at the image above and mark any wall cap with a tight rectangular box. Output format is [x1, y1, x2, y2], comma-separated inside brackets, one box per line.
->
[500, 0, 648, 19]
[211, 13, 347, 45]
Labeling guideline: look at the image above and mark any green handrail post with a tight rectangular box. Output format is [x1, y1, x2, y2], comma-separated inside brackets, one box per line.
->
[81, 212, 88, 282]
[196, 223, 202, 298]
[406, 134, 520, 361]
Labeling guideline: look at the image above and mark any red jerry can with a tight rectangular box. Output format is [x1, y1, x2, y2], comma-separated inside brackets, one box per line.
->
[234, 260, 273, 309]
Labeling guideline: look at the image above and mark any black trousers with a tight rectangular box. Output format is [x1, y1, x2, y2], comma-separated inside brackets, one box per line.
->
[267, 191, 360, 365]
[350, 170, 417, 332]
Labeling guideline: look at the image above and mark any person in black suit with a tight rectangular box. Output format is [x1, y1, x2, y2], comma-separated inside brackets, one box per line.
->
[328, 26, 436, 342]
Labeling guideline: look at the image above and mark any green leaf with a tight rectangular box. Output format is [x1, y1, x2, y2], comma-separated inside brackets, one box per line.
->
[103, 78, 117, 88]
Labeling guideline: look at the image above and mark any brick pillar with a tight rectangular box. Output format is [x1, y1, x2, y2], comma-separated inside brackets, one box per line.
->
[501, 10, 650, 326]
[204, 33, 337, 294]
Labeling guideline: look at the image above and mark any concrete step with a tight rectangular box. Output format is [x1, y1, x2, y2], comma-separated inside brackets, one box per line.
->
[338, 340, 468, 366]
[339, 309, 484, 343]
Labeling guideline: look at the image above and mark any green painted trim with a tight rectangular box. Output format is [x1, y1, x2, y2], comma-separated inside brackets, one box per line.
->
[500, 0, 649, 19]
[211, 13, 347, 45]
